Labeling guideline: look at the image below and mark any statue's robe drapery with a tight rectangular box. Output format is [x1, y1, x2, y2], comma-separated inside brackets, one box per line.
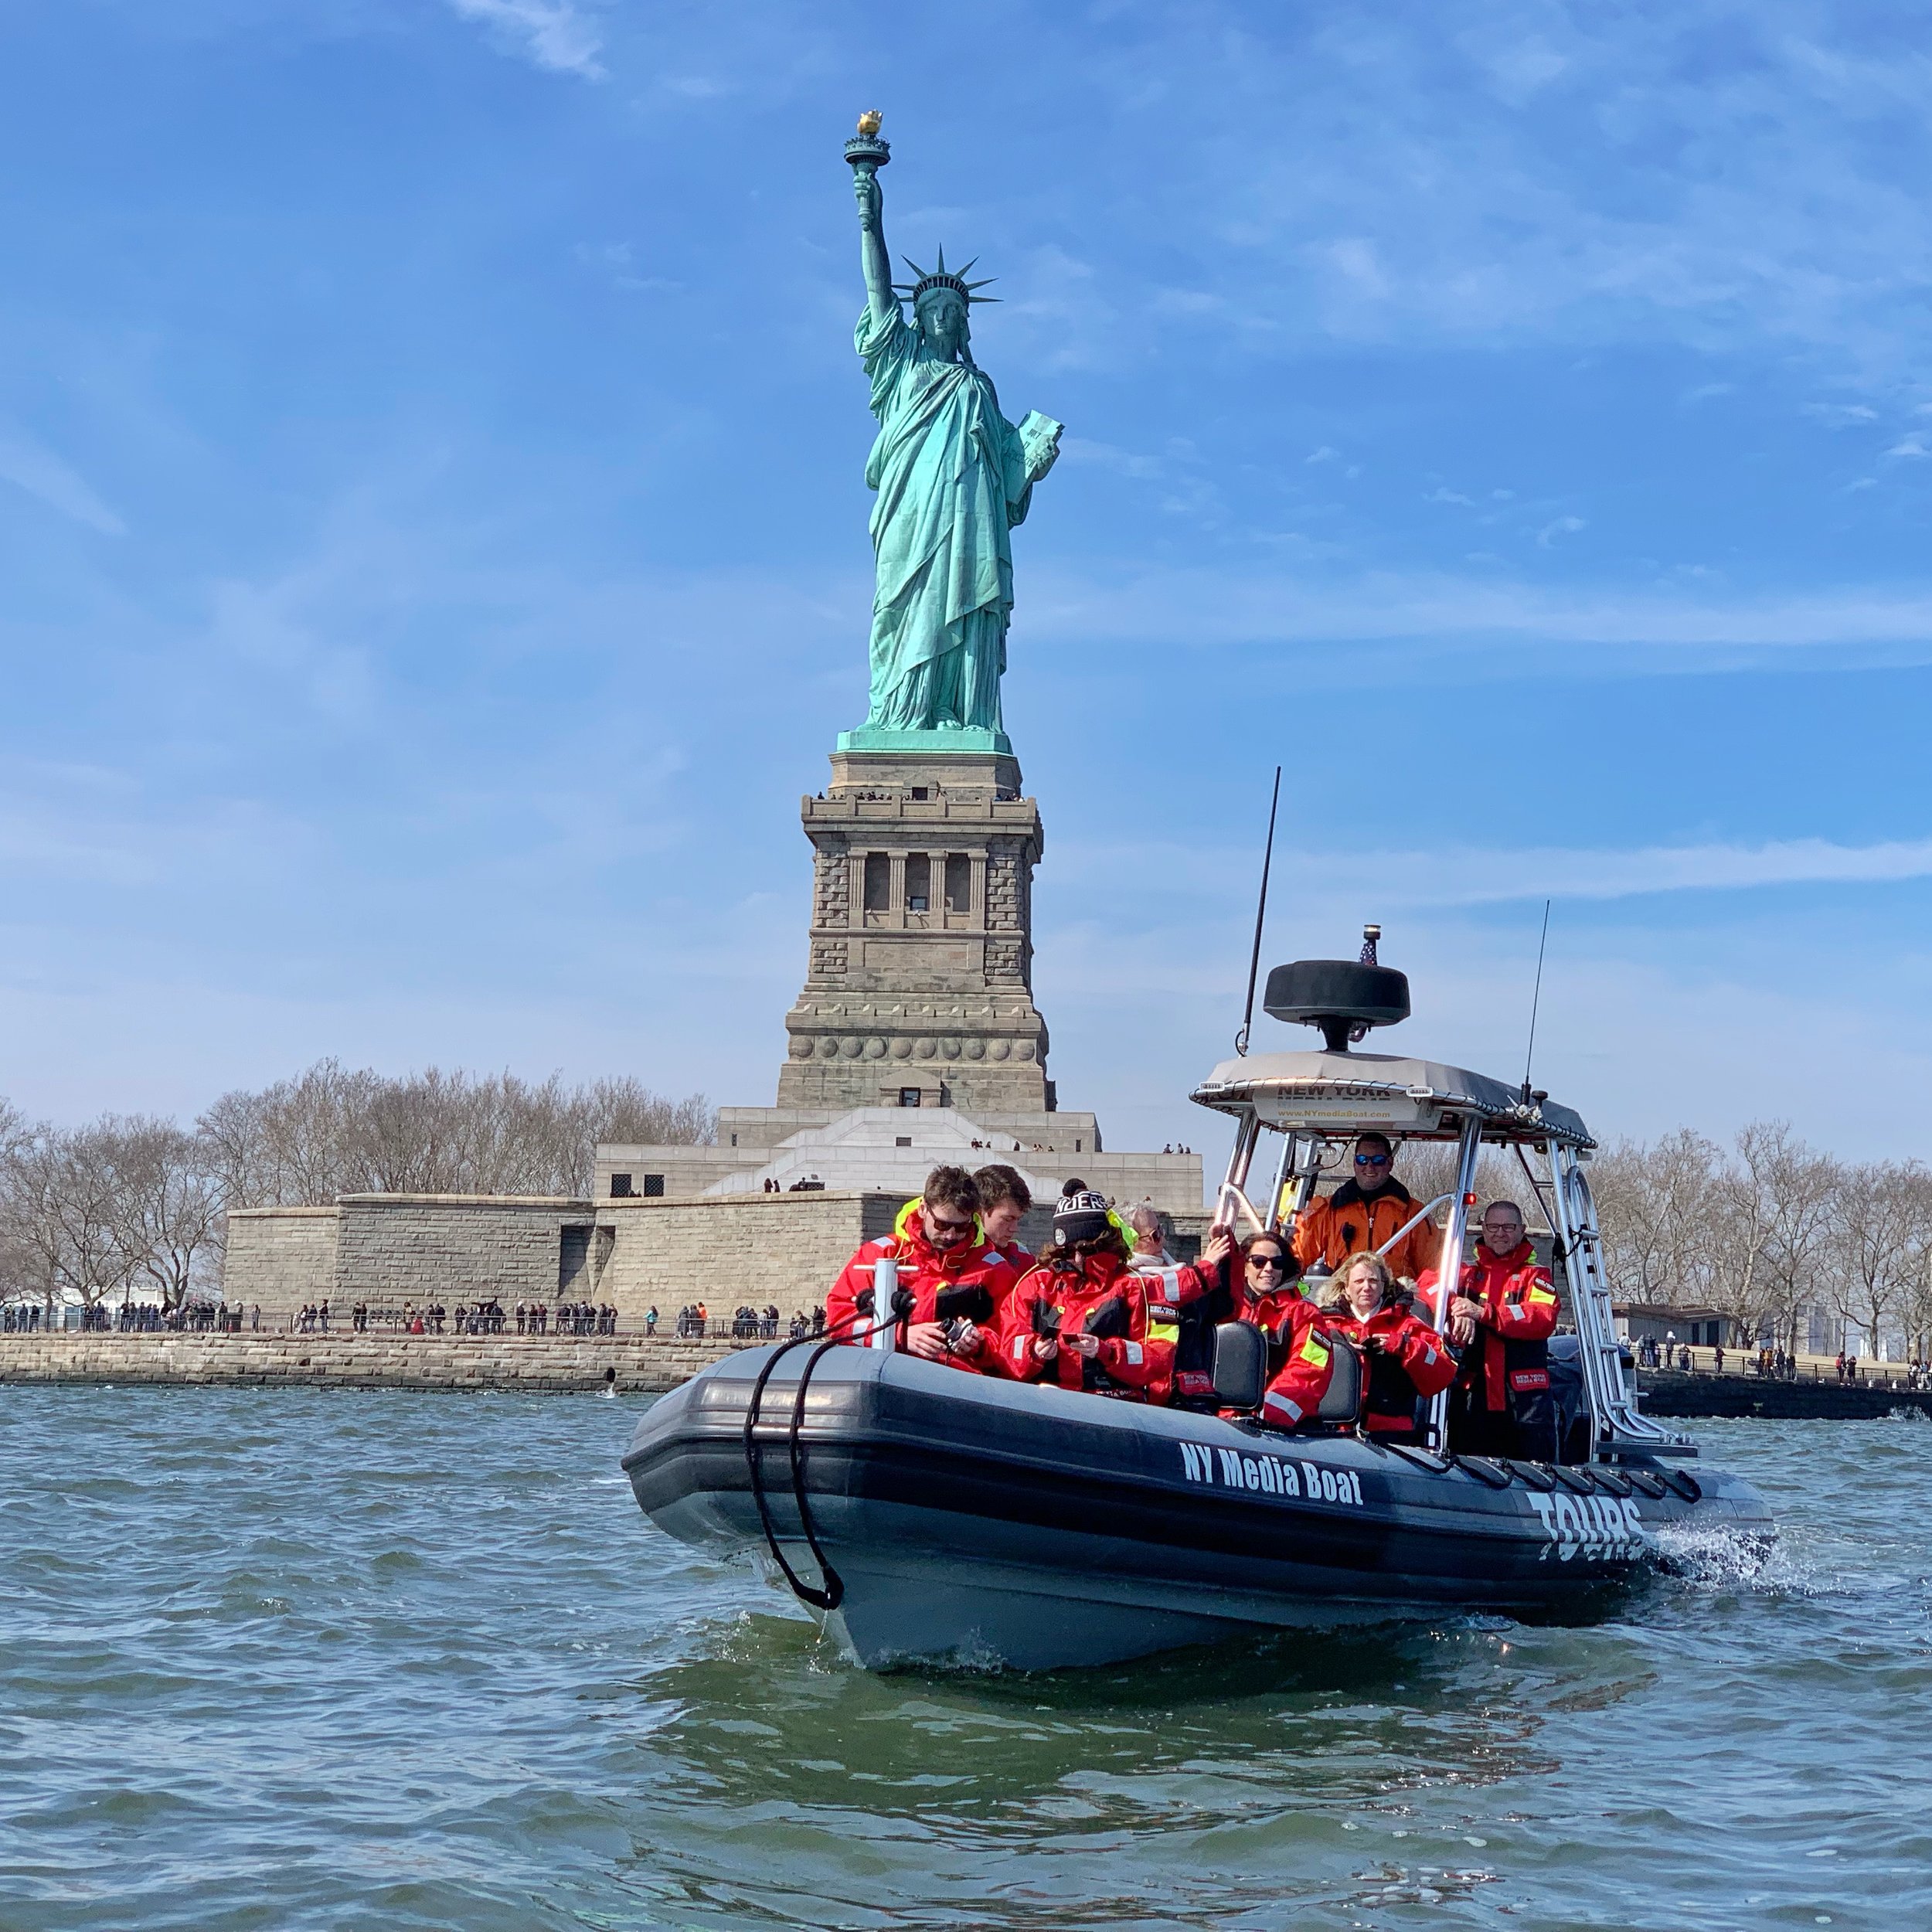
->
[857, 303, 1033, 733]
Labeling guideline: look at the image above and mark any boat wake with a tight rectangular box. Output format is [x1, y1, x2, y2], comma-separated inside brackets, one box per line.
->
[1651, 1519, 1802, 1594]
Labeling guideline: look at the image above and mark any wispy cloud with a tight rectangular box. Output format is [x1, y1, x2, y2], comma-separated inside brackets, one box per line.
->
[1369, 835, 1932, 906]
[445, 0, 604, 79]
[1026, 565, 1932, 655]
[1055, 832, 1932, 912]
[0, 430, 124, 534]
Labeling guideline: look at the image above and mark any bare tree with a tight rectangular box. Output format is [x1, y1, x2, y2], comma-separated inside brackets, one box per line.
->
[1830, 1160, 1932, 1362]
[1593, 1130, 1727, 1304]
[196, 1061, 713, 1208]
[1735, 1122, 1842, 1354]
[0, 1123, 141, 1312]
[107, 1118, 224, 1311]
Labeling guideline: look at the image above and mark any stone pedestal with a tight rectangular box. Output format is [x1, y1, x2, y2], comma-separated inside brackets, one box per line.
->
[778, 747, 1053, 1113]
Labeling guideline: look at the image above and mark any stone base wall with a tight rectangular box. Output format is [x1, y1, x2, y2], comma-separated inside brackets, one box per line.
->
[594, 1191, 900, 1318]
[223, 1206, 340, 1312]
[334, 1193, 592, 1305]
[0, 1332, 752, 1394]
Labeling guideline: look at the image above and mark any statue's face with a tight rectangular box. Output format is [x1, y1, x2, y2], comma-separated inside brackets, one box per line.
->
[918, 292, 968, 359]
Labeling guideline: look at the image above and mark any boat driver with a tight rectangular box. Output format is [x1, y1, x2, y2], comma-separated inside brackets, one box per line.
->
[1290, 1134, 1440, 1287]
[825, 1165, 1019, 1374]
[1419, 1199, 1561, 1461]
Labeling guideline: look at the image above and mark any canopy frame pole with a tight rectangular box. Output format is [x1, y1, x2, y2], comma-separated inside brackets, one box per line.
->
[1263, 1131, 1297, 1235]
[1375, 1194, 1454, 1260]
[1422, 1114, 1484, 1451]
[1215, 1112, 1267, 1235]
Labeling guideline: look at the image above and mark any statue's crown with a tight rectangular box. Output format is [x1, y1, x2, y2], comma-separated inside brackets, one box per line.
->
[893, 243, 998, 309]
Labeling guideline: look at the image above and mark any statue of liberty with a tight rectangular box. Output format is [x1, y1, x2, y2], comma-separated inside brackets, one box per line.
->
[842, 117, 1062, 746]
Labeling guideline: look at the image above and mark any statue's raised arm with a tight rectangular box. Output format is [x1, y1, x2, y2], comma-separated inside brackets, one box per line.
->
[851, 131, 895, 326]
[838, 114, 1062, 750]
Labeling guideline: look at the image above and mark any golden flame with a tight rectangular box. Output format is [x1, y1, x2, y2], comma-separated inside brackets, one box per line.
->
[856, 110, 883, 137]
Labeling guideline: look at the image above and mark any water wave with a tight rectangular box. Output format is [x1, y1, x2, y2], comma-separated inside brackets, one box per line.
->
[2, 1393, 1928, 1931]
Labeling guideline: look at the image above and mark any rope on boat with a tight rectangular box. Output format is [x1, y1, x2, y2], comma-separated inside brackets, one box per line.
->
[742, 1317, 889, 1612]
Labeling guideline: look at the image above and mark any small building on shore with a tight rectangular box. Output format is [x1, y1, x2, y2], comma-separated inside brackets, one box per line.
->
[1614, 1302, 1741, 1350]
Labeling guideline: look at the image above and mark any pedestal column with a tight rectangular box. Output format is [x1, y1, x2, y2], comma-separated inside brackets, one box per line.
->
[778, 749, 1053, 1112]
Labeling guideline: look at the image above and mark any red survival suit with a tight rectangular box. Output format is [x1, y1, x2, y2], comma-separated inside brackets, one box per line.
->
[1418, 1240, 1560, 1458]
[1321, 1302, 1458, 1439]
[826, 1200, 1018, 1376]
[1232, 1277, 1342, 1432]
[999, 1250, 1213, 1401]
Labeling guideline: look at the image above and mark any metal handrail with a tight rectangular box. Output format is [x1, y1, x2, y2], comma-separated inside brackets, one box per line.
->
[1375, 1193, 1454, 1264]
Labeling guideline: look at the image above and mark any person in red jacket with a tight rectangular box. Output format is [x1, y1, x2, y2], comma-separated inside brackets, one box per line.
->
[973, 1163, 1034, 1269]
[1320, 1251, 1457, 1441]
[1237, 1229, 1344, 1431]
[1000, 1189, 1230, 1402]
[825, 1165, 1017, 1374]
[1418, 1199, 1560, 1459]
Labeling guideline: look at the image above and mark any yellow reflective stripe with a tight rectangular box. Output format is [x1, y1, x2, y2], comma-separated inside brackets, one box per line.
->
[1299, 1334, 1330, 1366]
[1526, 1287, 1558, 1306]
[1146, 1319, 1179, 1344]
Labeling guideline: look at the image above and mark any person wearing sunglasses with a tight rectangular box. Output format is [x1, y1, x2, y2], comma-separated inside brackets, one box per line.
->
[1228, 1231, 1342, 1430]
[1289, 1133, 1437, 1287]
[999, 1189, 1233, 1402]
[825, 1165, 1019, 1372]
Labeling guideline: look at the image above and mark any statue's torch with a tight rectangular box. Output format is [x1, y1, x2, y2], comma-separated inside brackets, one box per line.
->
[845, 108, 890, 175]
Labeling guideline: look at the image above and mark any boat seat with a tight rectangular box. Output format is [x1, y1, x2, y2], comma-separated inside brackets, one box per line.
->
[1210, 1321, 1365, 1430]
[1314, 1333, 1364, 1425]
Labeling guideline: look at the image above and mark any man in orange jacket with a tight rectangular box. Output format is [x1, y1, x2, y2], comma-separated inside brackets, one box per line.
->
[825, 1165, 1018, 1374]
[1418, 1199, 1560, 1460]
[1291, 1134, 1441, 1285]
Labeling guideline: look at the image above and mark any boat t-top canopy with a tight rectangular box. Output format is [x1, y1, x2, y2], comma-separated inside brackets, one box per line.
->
[1192, 1048, 1595, 1152]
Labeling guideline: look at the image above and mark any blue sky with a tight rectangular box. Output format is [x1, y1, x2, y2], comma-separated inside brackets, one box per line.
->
[4, 0, 1932, 1167]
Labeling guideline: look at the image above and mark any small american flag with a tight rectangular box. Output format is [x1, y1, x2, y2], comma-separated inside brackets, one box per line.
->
[1359, 923, 1380, 966]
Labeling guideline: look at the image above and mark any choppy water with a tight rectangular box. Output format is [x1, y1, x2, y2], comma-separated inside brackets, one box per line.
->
[1, 1390, 1928, 1931]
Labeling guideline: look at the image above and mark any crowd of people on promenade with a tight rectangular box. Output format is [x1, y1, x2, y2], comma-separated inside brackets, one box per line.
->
[800, 1146, 1563, 1456]
[1631, 1336, 1930, 1387]
[287, 1298, 621, 1336]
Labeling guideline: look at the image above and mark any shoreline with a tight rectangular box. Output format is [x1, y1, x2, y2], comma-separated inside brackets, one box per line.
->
[0, 1331, 756, 1393]
[7, 1333, 1930, 1417]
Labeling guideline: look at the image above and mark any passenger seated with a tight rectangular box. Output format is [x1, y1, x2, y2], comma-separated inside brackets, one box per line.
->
[1290, 1134, 1439, 1286]
[825, 1165, 1018, 1374]
[1319, 1251, 1456, 1443]
[1243, 1231, 1345, 1431]
[1000, 1189, 1231, 1402]
[973, 1163, 1034, 1268]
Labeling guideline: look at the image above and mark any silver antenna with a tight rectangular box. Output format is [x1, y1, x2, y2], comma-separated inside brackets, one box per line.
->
[1522, 899, 1552, 1100]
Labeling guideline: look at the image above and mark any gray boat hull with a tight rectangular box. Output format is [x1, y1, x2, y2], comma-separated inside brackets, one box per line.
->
[622, 1345, 1770, 1671]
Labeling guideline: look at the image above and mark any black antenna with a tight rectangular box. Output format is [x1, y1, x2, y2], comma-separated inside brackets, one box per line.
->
[1234, 766, 1282, 1056]
[1521, 898, 1552, 1101]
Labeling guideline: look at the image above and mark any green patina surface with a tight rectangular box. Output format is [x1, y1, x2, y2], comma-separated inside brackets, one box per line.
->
[845, 124, 1060, 746]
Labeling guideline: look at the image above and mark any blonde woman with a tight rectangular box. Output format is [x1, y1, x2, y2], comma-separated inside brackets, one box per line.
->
[1321, 1251, 1458, 1444]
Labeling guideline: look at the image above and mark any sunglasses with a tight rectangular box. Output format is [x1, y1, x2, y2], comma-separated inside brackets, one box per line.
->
[1355, 1153, 1390, 1168]
[927, 1214, 975, 1239]
[1247, 1252, 1288, 1272]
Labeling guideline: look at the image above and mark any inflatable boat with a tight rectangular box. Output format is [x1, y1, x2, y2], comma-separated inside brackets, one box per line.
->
[621, 946, 1773, 1670]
